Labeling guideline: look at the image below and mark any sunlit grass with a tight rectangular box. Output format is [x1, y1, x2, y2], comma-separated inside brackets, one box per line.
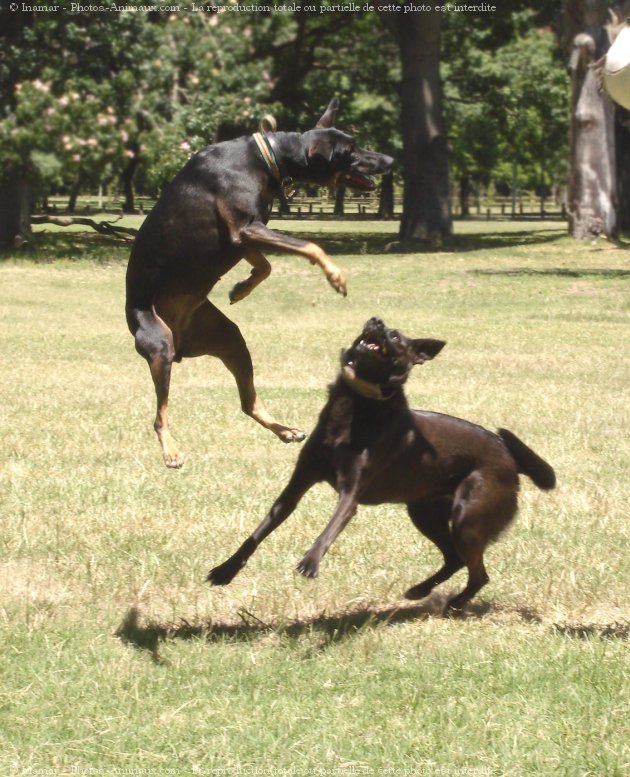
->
[1, 220, 628, 774]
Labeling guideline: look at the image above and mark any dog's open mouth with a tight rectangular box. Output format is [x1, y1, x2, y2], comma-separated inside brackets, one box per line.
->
[357, 336, 388, 359]
[340, 172, 375, 192]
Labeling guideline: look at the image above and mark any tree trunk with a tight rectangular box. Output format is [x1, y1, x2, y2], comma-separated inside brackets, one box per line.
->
[459, 174, 470, 218]
[67, 179, 81, 213]
[381, 9, 451, 243]
[334, 186, 345, 216]
[121, 144, 140, 214]
[378, 172, 395, 219]
[31, 214, 137, 239]
[0, 9, 32, 251]
[616, 109, 630, 232]
[565, 0, 617, 239]
[0, 172, 32, 250]
[277, 188, 291, 216]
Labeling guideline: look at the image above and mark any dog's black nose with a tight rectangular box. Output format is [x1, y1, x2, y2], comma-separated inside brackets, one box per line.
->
[364, 317, 385, 334]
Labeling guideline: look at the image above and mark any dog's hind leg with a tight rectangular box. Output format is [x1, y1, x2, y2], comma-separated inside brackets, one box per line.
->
[405, 498, 464, 601]
[180, 300, 306, 443]
[446, 472, 517, 611]
[127, 305, 183, 468]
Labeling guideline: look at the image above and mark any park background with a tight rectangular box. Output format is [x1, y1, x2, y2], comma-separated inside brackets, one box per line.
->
[1, 2, 629, 775]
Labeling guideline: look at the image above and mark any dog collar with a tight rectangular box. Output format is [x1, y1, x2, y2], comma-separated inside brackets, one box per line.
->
[253, 132, 295, 197]
[341, 364, 391, 401]
[253, 132, 283, 183]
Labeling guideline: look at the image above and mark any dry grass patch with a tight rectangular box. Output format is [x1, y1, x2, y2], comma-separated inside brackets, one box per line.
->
[1, 220, 628, 773]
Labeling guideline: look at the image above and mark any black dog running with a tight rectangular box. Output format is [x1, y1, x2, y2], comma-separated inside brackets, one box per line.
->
[208, 317, 555, 611]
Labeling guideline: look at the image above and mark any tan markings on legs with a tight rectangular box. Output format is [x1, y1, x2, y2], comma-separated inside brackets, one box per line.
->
[302, 242, 347, 296]
[248, 395, 307, 444]
[237, 222, 347, 296]
[129, 304, 185, 469]
[147, 319, 184, 470]
[153, 392, 184, 469]
[180, 300, 307, 444]
[229, 247, 272, 304]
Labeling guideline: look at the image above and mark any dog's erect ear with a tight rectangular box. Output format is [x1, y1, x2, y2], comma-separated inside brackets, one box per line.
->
[308, 136, 335, 162]
[316, 97, 339, 129]
[411, 339, 446, 365]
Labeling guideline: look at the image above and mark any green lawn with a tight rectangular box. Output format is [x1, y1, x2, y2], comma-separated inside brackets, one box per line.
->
[1, 220, 628, 775]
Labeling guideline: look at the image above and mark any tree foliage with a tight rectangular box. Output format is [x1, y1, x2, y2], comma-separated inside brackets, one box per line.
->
[1, 6, 281, 200]
[442, 6, 568, 205]
[1, 3, 572, 222]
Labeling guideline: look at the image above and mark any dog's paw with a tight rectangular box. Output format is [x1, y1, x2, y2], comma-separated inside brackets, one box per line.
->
[326, 267, 347, 297]
[268, 421, 307, 444]
[229, 280, 252, 305]
[163, 450, 185, 469]
[296, 555, 319, 579]
[277, 428, 307, 444]
[404, 581, 434, 601]
[159, 430, 184, 469]
[207, 560, 240, 586]
[444, 593, 470, 613]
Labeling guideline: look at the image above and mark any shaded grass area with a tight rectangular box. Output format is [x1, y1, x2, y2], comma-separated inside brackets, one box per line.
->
[1, 219, 629, 774]
[26, 217, 572, 259]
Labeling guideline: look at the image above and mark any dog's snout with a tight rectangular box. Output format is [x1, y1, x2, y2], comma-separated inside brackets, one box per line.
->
[380, 154, 394, 172]
[354, 151, 394, 175]
[363, 317, 385, 335]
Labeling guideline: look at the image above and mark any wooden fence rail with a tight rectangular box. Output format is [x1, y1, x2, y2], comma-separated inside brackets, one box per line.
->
[41, 192, 567, 220]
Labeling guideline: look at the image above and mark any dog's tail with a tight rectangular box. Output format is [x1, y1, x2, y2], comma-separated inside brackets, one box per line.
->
[498, 428, 556, 490]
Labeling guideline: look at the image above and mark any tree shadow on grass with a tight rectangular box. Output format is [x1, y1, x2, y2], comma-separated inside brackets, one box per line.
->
[114, 595, 574, 664]
[470, 268, 630, 280]
[20, 226, 627, 271]
[18, 224, 576, 263]
[9, 231, 130, 263]
[295, 228, 570, 257]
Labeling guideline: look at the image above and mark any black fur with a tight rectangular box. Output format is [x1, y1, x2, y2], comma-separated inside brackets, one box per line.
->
[208, 317, 556, 611]
[125, 99, 393, 468]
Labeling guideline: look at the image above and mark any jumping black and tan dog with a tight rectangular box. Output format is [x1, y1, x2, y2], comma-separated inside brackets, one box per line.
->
[208, 317, 556, 611]
[125, 99, 393, 468]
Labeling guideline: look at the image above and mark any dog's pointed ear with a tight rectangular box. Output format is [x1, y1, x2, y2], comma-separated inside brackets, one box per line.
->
[316, 97, 339, 129]
[411, 339, 446, 364]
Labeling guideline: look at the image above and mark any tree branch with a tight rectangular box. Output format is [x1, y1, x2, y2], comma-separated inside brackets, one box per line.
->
[31, 215, 138, 240]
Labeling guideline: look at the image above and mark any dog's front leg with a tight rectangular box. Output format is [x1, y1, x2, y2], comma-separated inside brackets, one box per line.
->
[296, 452, 364, 578]
[296, 491, 358, 579]
[229, 247, 272, 304]
[208, 463, 319, 586]
[239, 222, 347, 297]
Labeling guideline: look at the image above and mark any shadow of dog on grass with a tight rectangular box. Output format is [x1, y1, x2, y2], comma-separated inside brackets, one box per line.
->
[115, 594, 487, 662]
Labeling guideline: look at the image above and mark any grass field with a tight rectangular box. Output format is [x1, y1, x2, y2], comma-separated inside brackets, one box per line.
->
[1, 220, 629, 775]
